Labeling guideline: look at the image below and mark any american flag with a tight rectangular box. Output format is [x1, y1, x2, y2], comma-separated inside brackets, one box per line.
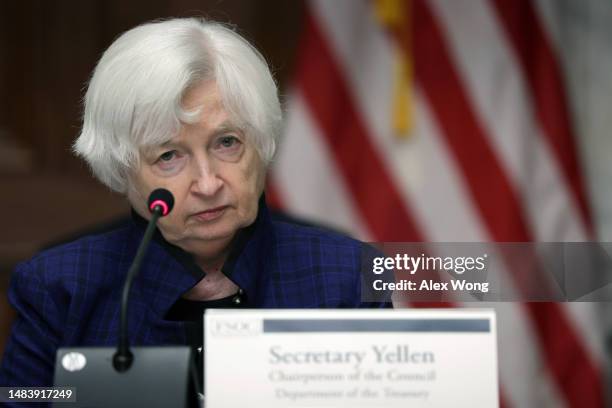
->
[269, 0, 607, 407]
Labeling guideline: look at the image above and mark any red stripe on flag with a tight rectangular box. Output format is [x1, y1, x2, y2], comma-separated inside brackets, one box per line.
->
[297, 4, 450, 306]
[411, 1, 532, 242]
[412, 1, 604, 406]
[527, 303, 605, 408]
[295, 11, 423, 242]
[299, 7, 511, 404]
[491, 0, 593, 234]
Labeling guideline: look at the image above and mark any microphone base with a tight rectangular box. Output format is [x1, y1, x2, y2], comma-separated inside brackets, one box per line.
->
[112, 349, 134, 372]
[54, 346, 198, 408]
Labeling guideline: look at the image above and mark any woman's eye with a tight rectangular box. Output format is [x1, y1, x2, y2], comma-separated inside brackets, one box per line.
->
[218, 136, 239, 148]
[154, 150, 184, 172]
[212, 135, 244, 162]
[158, 151, 176, 162]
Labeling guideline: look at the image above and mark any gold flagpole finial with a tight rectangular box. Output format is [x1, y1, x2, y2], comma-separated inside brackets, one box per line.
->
[374, 0, 413, 139]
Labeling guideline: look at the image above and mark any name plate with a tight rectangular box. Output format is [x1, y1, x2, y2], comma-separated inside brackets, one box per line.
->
[204, 309, 498, 407]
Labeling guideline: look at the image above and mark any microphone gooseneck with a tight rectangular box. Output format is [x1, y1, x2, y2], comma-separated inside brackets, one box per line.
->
[113, 188, 174, 372]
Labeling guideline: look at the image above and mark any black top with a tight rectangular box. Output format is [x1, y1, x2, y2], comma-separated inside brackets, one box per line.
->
[165, 292, 245, 392]
[166, 294, 243, 321]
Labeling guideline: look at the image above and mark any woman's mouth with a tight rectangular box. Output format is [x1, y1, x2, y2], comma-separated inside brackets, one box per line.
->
[192, 206, 228, 222]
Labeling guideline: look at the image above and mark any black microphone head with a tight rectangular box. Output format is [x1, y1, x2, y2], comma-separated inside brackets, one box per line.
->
[147, 188, 174, 216]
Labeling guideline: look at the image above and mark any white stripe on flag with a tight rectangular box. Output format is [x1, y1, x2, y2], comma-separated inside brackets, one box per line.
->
[298, 2, 569, 407]
[428, 0, 606, 369]
[274, 91, 371, 239]
[489, 302, 568, 408]
[310, 0, 486, 241]
[275, 1, 606, 406]
[429, 0, 587, 242]
[532, 0, 610, 367]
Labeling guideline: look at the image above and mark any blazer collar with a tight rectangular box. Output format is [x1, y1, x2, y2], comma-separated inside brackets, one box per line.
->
[130, 194, 274, 315]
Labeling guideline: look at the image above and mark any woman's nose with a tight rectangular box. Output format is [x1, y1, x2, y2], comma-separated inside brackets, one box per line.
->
[191, 158, 223, 197]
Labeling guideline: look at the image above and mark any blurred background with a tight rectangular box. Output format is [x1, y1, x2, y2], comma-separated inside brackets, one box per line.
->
[0, 0, 303, 359]
[1, 0, 612, 406]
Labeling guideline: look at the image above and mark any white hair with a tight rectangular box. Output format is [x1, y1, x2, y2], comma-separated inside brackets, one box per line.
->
[73, 18, 282, 193]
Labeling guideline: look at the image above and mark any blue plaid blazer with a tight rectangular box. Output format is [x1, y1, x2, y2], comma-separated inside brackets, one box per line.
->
[0, 200, 387, 388]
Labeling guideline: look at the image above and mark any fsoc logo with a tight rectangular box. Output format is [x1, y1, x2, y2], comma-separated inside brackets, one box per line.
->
[210, 319, 262, 337]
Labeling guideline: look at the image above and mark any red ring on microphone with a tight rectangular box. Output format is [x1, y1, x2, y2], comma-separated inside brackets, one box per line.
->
[149, 199, 169, 216]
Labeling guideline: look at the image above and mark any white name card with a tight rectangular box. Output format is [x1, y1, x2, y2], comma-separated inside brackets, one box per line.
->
[204, 309, 498, 408]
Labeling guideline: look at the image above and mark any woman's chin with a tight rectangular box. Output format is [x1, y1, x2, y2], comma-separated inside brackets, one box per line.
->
[171, 224, 236, 249]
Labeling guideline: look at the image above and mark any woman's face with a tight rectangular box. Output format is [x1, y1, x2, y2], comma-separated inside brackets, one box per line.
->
[127, 80, 266, 257]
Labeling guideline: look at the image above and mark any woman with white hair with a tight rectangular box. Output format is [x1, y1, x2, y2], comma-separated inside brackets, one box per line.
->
[0, 17, 388, 388]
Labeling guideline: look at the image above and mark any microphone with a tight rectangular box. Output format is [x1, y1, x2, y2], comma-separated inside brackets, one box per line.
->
[113, 188, 174, 372]
[54, 187, 200, 407]
[148, 188, 175, 216]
